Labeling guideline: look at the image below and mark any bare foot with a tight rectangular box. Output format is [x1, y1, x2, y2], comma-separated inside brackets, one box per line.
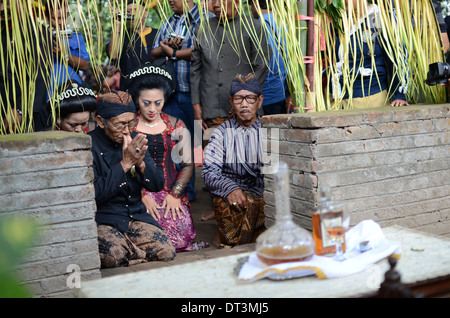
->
[213, 234, 221, 248]
[199, 211, 215, 221]
[185, 241, 209, 251]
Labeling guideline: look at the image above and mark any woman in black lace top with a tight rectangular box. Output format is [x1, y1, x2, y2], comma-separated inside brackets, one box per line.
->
[128, 60, 208, 251]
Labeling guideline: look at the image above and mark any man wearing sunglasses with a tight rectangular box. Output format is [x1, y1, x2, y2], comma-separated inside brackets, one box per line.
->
[89, 91, 175, 268]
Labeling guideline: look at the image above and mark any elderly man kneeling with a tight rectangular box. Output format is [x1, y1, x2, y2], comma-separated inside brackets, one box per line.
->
[89, 91, 175, 268]
[202, 73, 266, 248]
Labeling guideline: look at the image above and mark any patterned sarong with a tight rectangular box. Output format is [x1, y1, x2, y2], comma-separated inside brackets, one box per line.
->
[97, 220, 176, 268]
[142, 189, 197, 252]
[213, 191, 266, 247]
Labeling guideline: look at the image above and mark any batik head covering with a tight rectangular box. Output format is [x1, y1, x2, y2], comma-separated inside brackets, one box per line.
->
[229, 73, 262, 96]
[97, 91, 136, 119]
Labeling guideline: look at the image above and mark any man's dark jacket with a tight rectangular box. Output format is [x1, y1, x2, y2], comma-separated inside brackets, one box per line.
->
[88, 126, 164, 232]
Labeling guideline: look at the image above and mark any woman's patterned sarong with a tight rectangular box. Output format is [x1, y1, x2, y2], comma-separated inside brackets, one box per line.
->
[143, 189, 199, 252]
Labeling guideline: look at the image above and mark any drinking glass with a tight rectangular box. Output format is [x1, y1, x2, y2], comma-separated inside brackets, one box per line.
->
[321, 208, 350, 261]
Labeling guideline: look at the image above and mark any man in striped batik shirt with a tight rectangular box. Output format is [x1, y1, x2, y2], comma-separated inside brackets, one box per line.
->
[202, 73, 266, 248]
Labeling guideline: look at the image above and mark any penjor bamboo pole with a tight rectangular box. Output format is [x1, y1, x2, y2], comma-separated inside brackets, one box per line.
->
[295, 0, 307, 112]
[305, 0, 315, 110]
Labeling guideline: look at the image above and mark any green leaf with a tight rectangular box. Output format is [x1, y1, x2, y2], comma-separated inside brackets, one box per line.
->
[332, 0, 346, 11]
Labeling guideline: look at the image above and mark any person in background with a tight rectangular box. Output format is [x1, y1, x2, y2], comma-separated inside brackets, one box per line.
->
[151, 0, 204, 203]
[190, 0, 271, 132]
[128, 60, 209, 251]
[202, 73, 266, 248]
[45, 0, 90, 89]
[201, 0, 215, 16]
[1, 1, 52, 132]
[249, 0, 290, 115]
[333, 0, 409, 109]
[0, 1, 22, 133]
[89, 90, 175, 268]
[432, 0, 449, 55]
[107, 0, 157, 91]
[47, 81, 97, 133]
[191, 0, 271, 221]
[102, 65, 121, 93]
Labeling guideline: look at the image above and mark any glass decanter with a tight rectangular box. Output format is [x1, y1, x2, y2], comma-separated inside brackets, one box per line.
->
[256, 162, 315, 266]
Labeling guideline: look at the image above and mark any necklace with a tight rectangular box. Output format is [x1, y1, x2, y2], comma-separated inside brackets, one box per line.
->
[144, 121, 159, 128]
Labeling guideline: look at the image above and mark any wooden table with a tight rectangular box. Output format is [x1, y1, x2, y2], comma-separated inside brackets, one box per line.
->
[77, 226, 450, 298]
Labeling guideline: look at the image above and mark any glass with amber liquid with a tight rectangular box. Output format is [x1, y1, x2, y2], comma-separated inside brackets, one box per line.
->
[312, 187, 346, 256]
[256, 162, 315, 267]
[322, 209, 349, 261]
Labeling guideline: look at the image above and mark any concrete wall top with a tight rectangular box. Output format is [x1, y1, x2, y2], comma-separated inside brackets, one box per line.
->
[261, 104, 450, 129]
[0, 131, 92, 157]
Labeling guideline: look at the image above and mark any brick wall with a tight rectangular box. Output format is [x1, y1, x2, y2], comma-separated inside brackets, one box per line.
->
[0, 131, 101, 297]
[261, 104, 450, 238]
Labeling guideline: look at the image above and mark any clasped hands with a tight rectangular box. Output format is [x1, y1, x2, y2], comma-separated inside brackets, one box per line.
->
[120, 133, 147, 175]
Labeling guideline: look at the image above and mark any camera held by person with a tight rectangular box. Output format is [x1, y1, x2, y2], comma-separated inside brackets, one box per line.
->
[52, 28, 73, 41]
[425, 62, 450, 86]
[116, 13, 133, 21]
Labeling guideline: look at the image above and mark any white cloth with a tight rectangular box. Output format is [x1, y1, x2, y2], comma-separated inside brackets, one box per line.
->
[238, 220, 402, 282]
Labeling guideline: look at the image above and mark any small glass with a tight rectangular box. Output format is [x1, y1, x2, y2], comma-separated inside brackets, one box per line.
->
[321, 207, 349, 262]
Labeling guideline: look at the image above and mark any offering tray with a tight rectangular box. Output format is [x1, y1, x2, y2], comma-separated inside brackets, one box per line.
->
[238, 220, 402, 282]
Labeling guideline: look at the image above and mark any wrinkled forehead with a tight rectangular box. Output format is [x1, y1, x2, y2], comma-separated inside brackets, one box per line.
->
[108, 112, 136, 124]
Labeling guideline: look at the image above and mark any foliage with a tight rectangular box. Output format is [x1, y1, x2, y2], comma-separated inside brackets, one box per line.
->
[0, 0, 447, 135]
[67, 0, 163, 64]
[436, 0, 450, 16]
[315, 0, 446, 111]
[0, 216, 39, 298]
[315, 0, 345, 33]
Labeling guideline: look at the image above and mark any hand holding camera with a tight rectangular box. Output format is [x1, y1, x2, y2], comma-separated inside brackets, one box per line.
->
[167, 33, 184, 49]
[425, 62, 450, 86]
[52, 29, 72, 62]
[52, 28, 73, 41]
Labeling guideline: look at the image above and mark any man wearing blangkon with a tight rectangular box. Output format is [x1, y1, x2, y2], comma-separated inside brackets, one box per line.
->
[202, 73, 266, 248]
[89, 91, 175, 268]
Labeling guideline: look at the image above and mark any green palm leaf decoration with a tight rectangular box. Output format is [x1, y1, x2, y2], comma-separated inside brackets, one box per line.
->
[0, 0, 446, 135]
